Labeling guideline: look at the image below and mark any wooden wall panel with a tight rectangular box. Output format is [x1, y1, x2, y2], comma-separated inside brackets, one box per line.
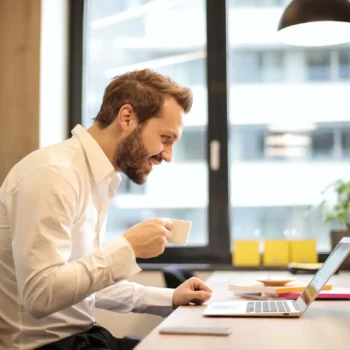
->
[0, 0, 41, 184]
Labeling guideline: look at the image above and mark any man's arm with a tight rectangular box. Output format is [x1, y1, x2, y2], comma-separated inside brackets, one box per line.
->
[95, 281, 174, 317]
[95, 277, 213, 318]
[7, 165, 141, 319]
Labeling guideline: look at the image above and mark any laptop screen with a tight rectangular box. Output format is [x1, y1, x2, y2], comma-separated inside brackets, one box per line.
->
[296, 238, 350, 313]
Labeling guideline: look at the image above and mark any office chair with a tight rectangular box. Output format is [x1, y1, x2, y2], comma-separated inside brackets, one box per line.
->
[162, 266, 194, 289]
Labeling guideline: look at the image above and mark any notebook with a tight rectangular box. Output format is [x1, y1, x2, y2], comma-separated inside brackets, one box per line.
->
[279, 288, 350, 299]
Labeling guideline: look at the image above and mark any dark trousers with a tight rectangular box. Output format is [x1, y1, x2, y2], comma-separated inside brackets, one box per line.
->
[36, 325, 141, 350]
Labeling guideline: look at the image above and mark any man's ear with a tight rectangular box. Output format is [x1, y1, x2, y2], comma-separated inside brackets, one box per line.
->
[117, 104, 136, 130]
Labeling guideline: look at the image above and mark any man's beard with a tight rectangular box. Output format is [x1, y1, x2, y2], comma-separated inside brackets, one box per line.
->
[114, 126, 154, 185]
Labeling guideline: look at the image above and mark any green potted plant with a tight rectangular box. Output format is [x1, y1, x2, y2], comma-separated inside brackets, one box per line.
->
[316, 179, 350, 269]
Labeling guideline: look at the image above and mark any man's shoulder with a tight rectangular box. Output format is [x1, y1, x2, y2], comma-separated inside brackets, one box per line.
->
[2, 138, 87, 193]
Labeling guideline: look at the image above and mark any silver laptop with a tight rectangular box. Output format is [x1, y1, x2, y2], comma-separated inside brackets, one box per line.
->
[203, 237, 350, 317]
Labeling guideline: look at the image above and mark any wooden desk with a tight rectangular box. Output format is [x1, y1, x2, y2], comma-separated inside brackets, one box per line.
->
[135, 271, 350, 350]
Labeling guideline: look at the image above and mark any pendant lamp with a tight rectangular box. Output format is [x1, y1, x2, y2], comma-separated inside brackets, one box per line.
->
[277, 0, 350, 46]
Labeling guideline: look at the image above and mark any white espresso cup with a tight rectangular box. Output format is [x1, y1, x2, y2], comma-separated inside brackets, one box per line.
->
[167, 219, 192, 245]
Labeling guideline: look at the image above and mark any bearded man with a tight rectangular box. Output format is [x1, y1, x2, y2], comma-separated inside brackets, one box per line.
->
[0, 69, 212, 350]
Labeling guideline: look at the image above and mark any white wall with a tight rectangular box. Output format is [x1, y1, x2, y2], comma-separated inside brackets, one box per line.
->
[40, 0, 69, 147]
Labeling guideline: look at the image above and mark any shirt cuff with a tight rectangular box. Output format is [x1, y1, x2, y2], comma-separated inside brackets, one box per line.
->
[100, 236, 142, 281]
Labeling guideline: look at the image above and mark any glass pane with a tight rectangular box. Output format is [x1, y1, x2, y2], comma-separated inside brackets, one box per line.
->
[83, 0, 208, 246]
[339, 50, 350, 80]
[306, 51, 331, 81]
[228, 1, 350, 252]
[230, 51, 285, 83]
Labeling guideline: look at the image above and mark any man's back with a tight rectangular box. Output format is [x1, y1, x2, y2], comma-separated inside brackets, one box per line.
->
[0, 125, 133, 350]
[0, 135, 99, 349]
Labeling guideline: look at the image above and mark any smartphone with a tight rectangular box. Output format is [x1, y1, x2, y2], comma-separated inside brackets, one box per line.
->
[159, 327, 231, 336]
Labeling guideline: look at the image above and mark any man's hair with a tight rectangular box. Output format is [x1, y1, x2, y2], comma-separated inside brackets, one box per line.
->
[94, 69, 193, 128]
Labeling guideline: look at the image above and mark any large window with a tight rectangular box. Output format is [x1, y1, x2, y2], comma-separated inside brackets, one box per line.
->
[72, 0, 350, 263]
[79, 0, 229, 264]
[84, 0, 208, 246]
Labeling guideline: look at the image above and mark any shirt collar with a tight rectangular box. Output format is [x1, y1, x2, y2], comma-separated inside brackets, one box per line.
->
[72, 124, 118, 184]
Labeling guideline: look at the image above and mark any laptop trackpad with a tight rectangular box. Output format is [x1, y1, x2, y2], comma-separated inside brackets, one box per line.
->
[203, 301, 247, 315]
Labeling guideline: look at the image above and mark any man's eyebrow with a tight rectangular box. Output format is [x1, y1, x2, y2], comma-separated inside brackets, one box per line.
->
[162, 131, 179, 140]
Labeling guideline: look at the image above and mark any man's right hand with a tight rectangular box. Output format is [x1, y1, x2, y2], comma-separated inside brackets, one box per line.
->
[123, 218, 173, 258]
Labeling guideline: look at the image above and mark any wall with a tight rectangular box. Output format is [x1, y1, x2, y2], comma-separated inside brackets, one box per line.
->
[0, 0, 41, 184]
[39, 0, 69, 147]
[96, 271, 212, 338]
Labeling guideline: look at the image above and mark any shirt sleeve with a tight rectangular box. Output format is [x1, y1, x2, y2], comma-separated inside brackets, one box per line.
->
[7, 165, 141, 319]
[95, 280, 174, 318]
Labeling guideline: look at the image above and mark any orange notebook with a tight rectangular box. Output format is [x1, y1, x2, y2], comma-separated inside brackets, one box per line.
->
[228, 283, 332, 296]
[279, 288, 350, 299]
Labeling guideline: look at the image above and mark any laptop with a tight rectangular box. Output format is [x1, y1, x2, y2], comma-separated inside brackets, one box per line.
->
[203, 237, 350, 318]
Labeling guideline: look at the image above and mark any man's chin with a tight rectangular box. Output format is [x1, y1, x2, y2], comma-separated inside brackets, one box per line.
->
[125, 171, 150, 185]
[132, 177, 147, 185]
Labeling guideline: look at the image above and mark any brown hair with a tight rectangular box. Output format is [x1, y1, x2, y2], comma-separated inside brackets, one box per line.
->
[94, 69, 193, 128]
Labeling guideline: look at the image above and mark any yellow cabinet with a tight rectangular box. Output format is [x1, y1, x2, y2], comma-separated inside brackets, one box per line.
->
[289, 239, 318, 263]
[232, 240, 260, 266]
[263, 240, 289, 266]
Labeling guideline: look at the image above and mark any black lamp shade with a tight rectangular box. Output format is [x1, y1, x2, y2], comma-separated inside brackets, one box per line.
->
[277, 0, 350, 46]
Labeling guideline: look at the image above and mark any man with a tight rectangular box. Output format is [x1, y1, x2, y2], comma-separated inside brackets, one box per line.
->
[0, 69, 212, 350]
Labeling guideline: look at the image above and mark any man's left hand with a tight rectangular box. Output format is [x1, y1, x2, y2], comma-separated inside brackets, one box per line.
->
[172, 277, 212, 308]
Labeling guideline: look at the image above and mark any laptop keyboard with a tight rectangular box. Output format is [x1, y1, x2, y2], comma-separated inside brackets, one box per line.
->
[246, 300, 291, 313]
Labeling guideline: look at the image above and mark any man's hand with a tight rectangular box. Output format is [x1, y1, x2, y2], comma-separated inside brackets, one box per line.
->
[172, 277, 212, 308]
[123, 218, 173, 258]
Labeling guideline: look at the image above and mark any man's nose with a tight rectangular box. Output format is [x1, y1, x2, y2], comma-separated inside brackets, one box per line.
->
[161, 146, 173, 163]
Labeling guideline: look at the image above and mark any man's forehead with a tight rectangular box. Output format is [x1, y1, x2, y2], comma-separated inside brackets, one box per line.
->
[157, 109, 184, 126]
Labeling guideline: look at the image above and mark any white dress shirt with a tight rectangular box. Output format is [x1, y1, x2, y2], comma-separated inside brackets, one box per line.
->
[0, 125, 174, 350]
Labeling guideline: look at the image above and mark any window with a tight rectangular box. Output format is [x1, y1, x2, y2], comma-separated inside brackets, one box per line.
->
[228, 2, 350, 252]
[339, 50, 350, 80]
[230, 125, 266, 161]
[231, 206, 328, 244]
[341, 127, 350, 157]
[76, 0, 230, 263]
[306, 51, 331, 81]
[230, 51, 285, 83]
[305, 49, 350, 82]
[71, 0, 350, 262]
[83, 0, 208, 247]
[311, 129, 334, 159]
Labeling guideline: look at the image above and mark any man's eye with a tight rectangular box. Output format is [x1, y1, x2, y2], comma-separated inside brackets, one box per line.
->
[161, 135, 170, 142]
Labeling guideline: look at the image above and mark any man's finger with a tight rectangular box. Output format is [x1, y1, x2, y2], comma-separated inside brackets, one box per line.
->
[190, 278, 213, 293]
[160, 218, 173, 230]
[190, 291, 212, 304]
[165, 229, 173, 242]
